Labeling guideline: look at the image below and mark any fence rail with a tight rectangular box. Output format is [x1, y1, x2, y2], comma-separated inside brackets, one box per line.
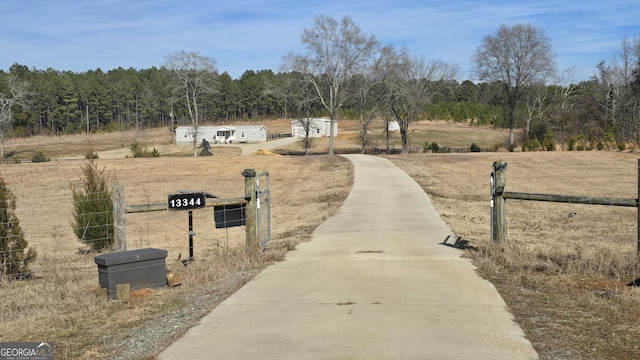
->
[490, 159, 640, 254]
[503, 192, 638, 207]
[117, 169, 267, 259]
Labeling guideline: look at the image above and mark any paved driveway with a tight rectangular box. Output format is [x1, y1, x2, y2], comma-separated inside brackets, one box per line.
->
[159, 154, 537, 359]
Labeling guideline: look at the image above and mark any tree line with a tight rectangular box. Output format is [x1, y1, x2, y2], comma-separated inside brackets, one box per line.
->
[1, 17, 639, 153]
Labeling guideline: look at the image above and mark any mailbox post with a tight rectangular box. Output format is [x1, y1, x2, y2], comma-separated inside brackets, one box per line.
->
[168, 192, 206, 262]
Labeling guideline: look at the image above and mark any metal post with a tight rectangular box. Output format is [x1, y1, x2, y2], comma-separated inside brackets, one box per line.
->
[188, 210, 194, 260]
[489, 170, 496, 243]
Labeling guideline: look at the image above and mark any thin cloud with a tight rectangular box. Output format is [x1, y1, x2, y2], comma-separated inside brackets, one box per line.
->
[0, 0, 638, 80]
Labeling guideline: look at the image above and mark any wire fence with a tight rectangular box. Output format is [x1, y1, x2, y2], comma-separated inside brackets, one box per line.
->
[0, 185, 254, 281]
[0, 190, 69, 280]
[3, 164, 258, 284]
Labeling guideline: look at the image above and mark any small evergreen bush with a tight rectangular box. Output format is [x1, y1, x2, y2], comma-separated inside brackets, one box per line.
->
[521, 139, 541, 152]
[129, 142, 160, 158]
[71, 159, 115, 251]
[31, 151, 50, 163]
[543, 130, 557, 151]
[0, 175, 36, 280]
[423, 142, 439, 153]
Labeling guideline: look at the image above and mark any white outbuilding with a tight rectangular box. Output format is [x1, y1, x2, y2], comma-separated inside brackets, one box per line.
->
[291, 118, 338, 138]
[175, 125, 267, 145]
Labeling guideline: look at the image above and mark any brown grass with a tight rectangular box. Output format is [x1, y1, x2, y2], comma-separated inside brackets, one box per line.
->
[4, 119, 640, 359]
[388, 151, 640, 359]
[0, 126, 353, 358]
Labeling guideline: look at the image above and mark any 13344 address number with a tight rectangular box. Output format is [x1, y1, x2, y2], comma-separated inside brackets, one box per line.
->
[168, 192, 206, 211]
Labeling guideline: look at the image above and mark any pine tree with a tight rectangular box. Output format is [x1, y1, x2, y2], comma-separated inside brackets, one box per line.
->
[72, 158, 115, 251]
[0, 174, 36, 280]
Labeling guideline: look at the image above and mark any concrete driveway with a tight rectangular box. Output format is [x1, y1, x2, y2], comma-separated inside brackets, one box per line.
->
[158, 154, 537, 359]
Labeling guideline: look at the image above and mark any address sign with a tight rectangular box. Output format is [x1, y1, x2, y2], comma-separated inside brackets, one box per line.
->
[168, 192, 206, 211]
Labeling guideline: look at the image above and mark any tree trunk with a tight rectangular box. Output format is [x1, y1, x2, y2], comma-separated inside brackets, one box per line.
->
[361, 127, 367, 154]
[508, 102, 516, 151]
[401, 128, 408, 154]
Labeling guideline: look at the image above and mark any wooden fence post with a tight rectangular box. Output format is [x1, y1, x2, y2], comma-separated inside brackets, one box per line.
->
[242, 169, 258, 249]
[112, 184, 127, 252]
[491, 161, 508, 243]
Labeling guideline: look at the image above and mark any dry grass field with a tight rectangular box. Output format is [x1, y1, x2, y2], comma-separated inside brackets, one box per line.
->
[1, 118, 640, 359]
[389, 151, 640, 359]
[0, 123, 354, 359]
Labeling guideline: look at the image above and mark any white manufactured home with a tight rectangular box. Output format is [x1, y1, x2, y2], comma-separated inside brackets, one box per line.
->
[291, 118, 338, 138]
[175, 125, 267, 145]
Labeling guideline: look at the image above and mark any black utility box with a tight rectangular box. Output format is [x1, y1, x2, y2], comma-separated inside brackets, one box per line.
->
[95, 248, 168, 298]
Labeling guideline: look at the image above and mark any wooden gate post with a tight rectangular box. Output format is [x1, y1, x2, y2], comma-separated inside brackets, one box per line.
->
[112, 184, 127, 252]
[242, 169, 258, 249]
[491, 161, 508, 243]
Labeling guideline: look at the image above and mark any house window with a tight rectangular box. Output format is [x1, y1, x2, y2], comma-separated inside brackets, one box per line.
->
[316, 128, 320, 134]
[241, 131, 245, 137]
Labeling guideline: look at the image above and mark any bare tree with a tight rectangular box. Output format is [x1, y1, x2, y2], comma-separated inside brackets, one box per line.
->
[0, 75, 30, 159]
[552, 67, 578, 148]
[282, 15, 378, 155]
[164, 50, 218, 157]
[472, 23, 556, 150]
[523, 82, 552, 138]
[604, 37, 640, 141]
[352, 45, 392, 154]
[269, 73, 321, 155]
[385, 47, 459, 154]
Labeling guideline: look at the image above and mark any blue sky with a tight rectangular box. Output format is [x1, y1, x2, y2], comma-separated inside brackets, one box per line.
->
[1, 0, 638, 82]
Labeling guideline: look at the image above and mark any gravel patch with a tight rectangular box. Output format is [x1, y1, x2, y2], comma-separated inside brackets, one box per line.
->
[100, 270, 261, 360]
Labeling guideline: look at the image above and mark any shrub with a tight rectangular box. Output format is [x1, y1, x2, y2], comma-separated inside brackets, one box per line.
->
[543, 130, 557, 151]
[0, 174, 36, 280]
[129, 142, 160, 158]
[470, 143, 481, 152]
[569, 134, 589, 151]
[31, 151, 50, 163]
[521, 138, 541, 152]
[423, 142, 439, 153]
[71, 158, 115, 251]
[85, 151, 99, 160]
[129, 142, 144, 158]
[568, 136, 578, 151]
